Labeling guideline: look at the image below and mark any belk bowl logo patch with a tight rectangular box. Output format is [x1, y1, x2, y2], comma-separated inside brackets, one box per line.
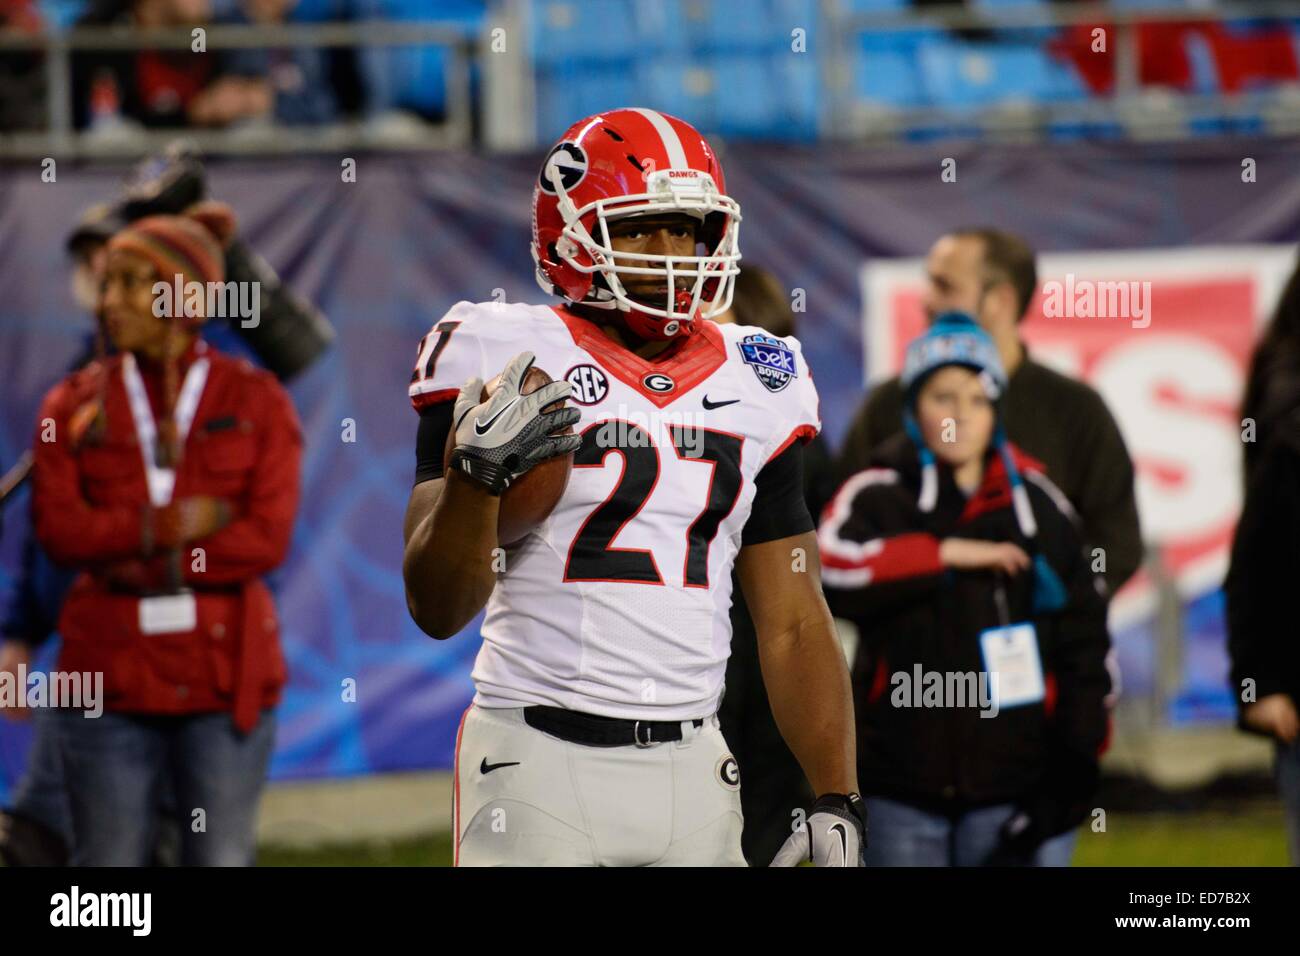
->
[738, 333, 797, 393]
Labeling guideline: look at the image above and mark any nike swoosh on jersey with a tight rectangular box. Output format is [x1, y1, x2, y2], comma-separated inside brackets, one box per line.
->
[474, 395, 520, 436]
[701, 395, 740, 410]
[480, 758, 521, 774]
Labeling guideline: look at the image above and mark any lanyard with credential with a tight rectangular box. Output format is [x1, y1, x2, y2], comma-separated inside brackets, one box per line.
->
[121, 353, 210, 507]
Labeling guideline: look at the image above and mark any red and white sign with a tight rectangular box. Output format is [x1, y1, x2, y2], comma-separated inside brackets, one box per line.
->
[861, 245, 1296, 623]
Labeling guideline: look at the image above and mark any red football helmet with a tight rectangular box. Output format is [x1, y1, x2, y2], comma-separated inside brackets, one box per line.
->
[531, 108, 742, 341]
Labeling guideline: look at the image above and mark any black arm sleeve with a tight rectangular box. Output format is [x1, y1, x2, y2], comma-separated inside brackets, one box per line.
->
[414, 401, 454, 485]
[741, 440, 815, 546]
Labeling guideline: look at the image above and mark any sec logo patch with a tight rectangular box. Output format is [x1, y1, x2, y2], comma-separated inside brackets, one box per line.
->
[716, 755, 740, 791]
[565, 364, 609, 405]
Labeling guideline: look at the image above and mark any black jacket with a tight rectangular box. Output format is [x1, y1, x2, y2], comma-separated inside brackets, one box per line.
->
[819, 434, 1112, 836]
[837, 351, 1142, 596]
[1225, 408, 1300, 724]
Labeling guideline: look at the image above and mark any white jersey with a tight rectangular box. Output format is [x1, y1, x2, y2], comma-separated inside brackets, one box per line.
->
[409, 301, 820, 720]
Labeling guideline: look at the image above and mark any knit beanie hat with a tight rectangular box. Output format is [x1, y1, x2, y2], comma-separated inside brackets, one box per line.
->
[106, 201, 235, 325]
[901, 311, 1007, 402]
[899, 312, 1065, 612]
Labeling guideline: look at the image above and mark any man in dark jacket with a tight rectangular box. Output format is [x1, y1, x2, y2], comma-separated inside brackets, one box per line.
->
[838, 228, 1141, 597]
[820, 314, 1112, 865]
[1225, 406, 1300, 864]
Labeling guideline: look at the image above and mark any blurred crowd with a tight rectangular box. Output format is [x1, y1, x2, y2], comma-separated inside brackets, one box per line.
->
[0, 0, 487, 133]
[5, 0, 1299, 140]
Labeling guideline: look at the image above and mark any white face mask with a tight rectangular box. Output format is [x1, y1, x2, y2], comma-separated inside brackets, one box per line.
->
[546, 164, 743, 325]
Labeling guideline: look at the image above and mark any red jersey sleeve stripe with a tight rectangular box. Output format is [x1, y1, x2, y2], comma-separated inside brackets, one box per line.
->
[411, 387, 460, 411]
[765, 423, 817, 468]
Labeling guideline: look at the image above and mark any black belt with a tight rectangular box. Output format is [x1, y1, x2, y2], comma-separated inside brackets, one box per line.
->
[523, 705, 705, 748]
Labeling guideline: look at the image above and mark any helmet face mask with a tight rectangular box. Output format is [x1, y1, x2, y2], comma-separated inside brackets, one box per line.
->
[532, 109, 742, 341]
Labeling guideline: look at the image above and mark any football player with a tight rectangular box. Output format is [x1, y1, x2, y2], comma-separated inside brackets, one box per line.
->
[402, 108, 862, 866]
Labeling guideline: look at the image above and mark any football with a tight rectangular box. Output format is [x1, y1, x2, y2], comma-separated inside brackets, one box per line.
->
[444, 364, 574, 547]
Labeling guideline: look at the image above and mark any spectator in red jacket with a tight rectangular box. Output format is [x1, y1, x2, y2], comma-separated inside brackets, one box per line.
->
[31, 204, 302, 866]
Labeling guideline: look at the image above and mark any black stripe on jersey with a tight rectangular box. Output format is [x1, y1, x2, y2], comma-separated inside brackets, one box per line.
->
[669, 426, 744, 589]
[422, 321, 462, 381]
[563, 421, 664, 585]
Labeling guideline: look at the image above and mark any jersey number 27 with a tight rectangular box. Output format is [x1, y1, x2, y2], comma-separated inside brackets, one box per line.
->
[563, 421, 743, 589]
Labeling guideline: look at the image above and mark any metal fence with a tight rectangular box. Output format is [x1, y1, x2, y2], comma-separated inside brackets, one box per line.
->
[821, 0, 1300, 142]
[1, 2, 1299, 158]
[0, 20, 484, 159]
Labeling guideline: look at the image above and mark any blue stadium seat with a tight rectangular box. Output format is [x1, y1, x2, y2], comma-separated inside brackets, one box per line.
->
[354, 0, 486, 119]
[711, 55, 781, 135]
[1189, 114, 1265, 137]
[37, 0, 87, 30]
[638, 58, 718, 131]
[532, 0, 640, 66]
[769, 47, 821, 139]
[689, 0, 780, 53]
[634, 0, 812, 58]
[1045, 119, 1125, 142]
[634, 49, 817, 140]
[854, 37, 924, 108]
[632, 0, 692, 58]
[536, 63, 640, 140]
[289, 0, 349, 20]
[841, 0, 909, 11]
[637, 0, 817, 56]
[772, 0, 819, 28]
[1183, 31, 1220, 96]
[917, 39, 1086, 108]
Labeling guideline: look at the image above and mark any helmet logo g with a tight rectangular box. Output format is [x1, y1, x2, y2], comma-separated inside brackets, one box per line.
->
[539, 143, 588, 195]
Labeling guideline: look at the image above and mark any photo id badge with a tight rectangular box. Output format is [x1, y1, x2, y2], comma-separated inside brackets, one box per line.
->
[138, 591, 197, 635]
[979, 622, 1045, 710]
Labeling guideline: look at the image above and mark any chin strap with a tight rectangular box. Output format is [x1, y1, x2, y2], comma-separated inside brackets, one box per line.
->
[622, 297, 697, 340]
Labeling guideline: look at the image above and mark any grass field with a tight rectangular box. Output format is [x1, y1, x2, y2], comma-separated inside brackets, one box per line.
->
[257, 809, 1291, 866]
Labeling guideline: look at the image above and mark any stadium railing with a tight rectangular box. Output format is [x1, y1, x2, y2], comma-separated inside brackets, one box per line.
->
[2, 1, 1299, 158]
[823, 0, 1300, 142]
[0, 20, 487, 159]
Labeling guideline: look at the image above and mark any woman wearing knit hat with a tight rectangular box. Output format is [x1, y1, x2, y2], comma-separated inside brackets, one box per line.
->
[818, 313, 1113, 866]
[30, 206, 303, 866]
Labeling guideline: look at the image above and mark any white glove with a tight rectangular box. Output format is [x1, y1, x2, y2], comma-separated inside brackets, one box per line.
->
[770, 793, 867, 867]
[448, 351, 580, 495]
